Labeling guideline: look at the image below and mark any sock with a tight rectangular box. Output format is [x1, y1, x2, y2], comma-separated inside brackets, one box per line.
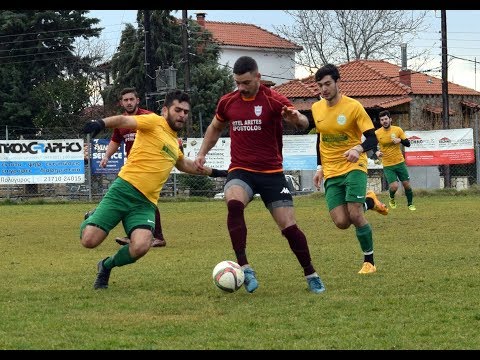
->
[282, 224, 315, 276]
[103, 244, 136, 269]
[355, 223, 374, 265]
[227, 200, 248, 266]
[389, 189, 396, 199]
[153, 208, 164, 240]
[365, 197, 374, 211]
[405, 188, 413, 206]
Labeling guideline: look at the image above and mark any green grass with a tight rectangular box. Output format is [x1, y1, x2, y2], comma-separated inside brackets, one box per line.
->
[0, 191, 479, 349]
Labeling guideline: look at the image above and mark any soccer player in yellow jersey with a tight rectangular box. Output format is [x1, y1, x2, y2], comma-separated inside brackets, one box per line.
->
[375, 110, 415, 211]
[80, 90, 223, 289]
[311, 64, 388, 275]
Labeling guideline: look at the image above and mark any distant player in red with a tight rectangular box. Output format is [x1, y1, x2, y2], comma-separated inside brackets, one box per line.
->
[100, 88, 167, 247]
[194, 56, 325, 294]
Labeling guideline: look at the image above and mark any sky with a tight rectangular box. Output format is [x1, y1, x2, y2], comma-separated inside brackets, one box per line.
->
[87, 9, 480, 91]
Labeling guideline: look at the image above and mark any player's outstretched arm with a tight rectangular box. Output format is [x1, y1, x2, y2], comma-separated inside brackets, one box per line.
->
[194, 116, 226, 170]
[176, 157, 227, 177]
[82, 116, 137, 138]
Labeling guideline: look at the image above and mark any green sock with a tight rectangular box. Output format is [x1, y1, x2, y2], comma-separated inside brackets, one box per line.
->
[104, 245, 136, 269]
[389, 189, 396, 199]
[356, 223, 373, 253]
[405, 188, 413, 206]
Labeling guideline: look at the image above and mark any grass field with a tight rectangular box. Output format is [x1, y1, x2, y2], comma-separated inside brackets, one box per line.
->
[0, 190, 479, 350]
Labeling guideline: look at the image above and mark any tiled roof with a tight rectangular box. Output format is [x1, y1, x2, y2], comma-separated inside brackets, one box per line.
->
[202, 21, 302, 51]
[424, 104, 456, 115]
[354, 96, 413, 109]
[461, 100, 480, 110]
[274, 59, 480, 109]
[274, 79, 318, 98]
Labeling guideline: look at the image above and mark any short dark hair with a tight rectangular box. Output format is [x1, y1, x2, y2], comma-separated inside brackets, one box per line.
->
[233, 56, 258, 75]
[120, 87, 139, 99]
[315, 64, 340, 83]
[379, 110, 391, 118]
[163, 90, 190, 108]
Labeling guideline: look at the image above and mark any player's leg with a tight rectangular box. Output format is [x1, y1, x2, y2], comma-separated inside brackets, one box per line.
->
[324, 174, 354, 229]
[397, 163, 415, 210]
[151, 207, 167, 247]
[345, 170, 377, 274]
[264, 173, 325, 294]
[384, 166, 399, 209]
[91, 178, 154, 289]
[224, 170, 257, 293]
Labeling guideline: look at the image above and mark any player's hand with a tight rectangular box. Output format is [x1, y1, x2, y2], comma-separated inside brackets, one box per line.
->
[313, 169, 323, 189]
[100, 157, 108, 168]
[194, 154, 206, 171]
[83, 119, 105, 138]
[343, 148, 360, 163]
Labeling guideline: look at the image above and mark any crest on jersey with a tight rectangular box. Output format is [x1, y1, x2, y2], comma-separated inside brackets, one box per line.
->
[337, 114, 346, 125]
[254, 105, 263, 116]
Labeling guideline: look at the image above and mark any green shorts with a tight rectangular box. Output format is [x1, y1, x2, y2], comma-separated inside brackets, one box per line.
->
[80, 177, 156, 238]
[324, 170, 367, 211]
[383, 162, 410, 184]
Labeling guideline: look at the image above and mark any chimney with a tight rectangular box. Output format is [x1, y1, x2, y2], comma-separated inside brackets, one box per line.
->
[195, 12, 206, 27]
[399, 43, 411, 87]
[400, 43, 407, 70]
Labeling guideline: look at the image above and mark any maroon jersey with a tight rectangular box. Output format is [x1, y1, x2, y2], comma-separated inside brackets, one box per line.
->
[216, 84, 293, 173]
[111, 107, 152, 156]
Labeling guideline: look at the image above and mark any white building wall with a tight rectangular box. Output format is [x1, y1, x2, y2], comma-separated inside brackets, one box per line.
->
[218, 46, 296, 85]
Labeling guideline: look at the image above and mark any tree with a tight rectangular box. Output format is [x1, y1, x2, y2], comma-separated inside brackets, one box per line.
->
[103, 10, 234, 137]
[275, 10, 430, 75]
[0, 10, 102, 138]
[30, 77, 90, 138]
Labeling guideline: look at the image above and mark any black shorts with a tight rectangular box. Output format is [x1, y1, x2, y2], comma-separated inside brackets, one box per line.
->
[225, 169, 293, 211]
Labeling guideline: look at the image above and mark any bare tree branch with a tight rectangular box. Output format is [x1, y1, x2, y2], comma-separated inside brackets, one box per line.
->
[274, 10, 433, 75]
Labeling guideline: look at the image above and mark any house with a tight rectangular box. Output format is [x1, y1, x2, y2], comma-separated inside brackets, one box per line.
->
[193, 12, 302, 86]
[273, 59, 480, 131]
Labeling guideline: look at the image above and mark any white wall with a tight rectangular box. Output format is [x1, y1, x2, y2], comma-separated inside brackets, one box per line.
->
[218, 46, 296, 86]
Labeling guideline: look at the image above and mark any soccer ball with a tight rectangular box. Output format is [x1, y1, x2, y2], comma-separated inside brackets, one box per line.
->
[212, 260, 245, 293]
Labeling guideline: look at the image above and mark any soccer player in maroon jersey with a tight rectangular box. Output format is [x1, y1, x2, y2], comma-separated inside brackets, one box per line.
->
[194, 56, 325, 294]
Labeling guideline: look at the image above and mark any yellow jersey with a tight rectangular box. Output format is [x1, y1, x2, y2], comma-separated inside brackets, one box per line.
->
[311, 95, 374, 180]
[375, 125, 407, 167]
[118, 114, 183, 204]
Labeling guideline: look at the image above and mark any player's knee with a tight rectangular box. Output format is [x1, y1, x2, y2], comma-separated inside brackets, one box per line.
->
[333, 219, 350, 229]
[80, 226, 105, 248]
[80, 236, 98, 249]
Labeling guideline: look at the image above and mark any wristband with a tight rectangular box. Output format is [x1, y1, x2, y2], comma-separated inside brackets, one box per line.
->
[209, 168, 228, 178]
[316, 165, 323, 171]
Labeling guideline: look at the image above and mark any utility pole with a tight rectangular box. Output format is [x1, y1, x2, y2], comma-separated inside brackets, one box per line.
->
[182, 10, 192, 136]
[144, 10, 155, 111]
[441, 10, 451, 188]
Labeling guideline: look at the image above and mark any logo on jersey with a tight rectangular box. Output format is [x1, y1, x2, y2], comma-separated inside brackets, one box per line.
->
[254, 105, 263, 116]
[280, 187, 290, 194]
[337, 114, 347, 125]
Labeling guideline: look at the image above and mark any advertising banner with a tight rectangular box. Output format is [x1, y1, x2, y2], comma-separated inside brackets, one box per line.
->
[182, 135, 319, 171]
[89, 139, 125, 175]
[404, 128, 474, 166]
[0, 139, 85, 184]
